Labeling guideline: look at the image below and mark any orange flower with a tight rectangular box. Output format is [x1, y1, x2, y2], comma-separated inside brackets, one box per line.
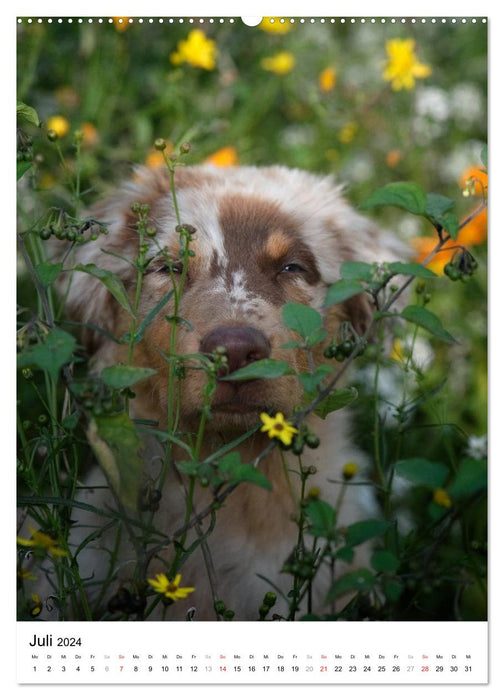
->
[145, 142, 173, 168]
[459, 165, 487, 198]
[386, 149, 403, 168]
[80, 122, 98, 147]
[205, 146, 239, 167]
[411, 209, 487, 273]
[319, 66, 337, 93]
[113, 17, 130, 32]
[411, 164, 487, 272]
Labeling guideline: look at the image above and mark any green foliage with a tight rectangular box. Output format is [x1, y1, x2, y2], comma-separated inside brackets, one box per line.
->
[394, 458, 449, 488]
[87, 412, 143, 509]
[17, 326, 78, 382]
[400, 305, 456, 344]
[101, 365, 158, 390]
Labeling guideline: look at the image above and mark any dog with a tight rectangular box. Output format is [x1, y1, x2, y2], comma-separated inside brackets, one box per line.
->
[40, 164, 406, 621]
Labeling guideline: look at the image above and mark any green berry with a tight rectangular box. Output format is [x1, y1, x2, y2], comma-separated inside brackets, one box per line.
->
[340, 340, 354, 357]
[304, 433, 320, 449]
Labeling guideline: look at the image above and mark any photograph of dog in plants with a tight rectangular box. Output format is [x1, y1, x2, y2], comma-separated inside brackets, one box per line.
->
[17, 17, 487, 622]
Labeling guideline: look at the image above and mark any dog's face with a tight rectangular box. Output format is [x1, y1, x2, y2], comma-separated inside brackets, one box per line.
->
[66, 165, 400, 432]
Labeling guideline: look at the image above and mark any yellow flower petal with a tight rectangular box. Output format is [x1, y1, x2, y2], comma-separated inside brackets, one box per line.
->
[170, 30, 218, 70]
[260, 412, 298, 445]
[259, 17, 291, 34]
[46, 115, 70, 138]
[261, 52, 295, 75]
[205, 146, 239, 167]
[319, 66, 337, 92]
[383, 38, 431, 91]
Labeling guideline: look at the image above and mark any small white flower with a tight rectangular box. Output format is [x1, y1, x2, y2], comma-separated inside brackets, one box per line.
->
[466, 435, 487, 460]
[416, 86, 451, 122]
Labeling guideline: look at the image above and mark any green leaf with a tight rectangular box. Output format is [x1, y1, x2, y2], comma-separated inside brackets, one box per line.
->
[325, 279, 364, 306]
[344, 519, 391, 547]
[17, 326, 78, 382]
[17, 101, 41, 127]
[449, 459, 487, 498]
[334, 546, 355, 563]
[401, 305, 456, 344]
[73, 263, 134, 316]
[437, 212, 460, 239]
[371, 550, 400, 573]
[383, 579, 404, 602]
[339, 261, 374, 282]
[394, 458, 449, 488]
[313, 387, 358, 419]
[481, 145, 487, 168]
[360, 182, 427, 216]
[326, 568, 375, 602]
[218, 452, 271, 491]
[281, 302, 323, 340]
[221, 358, 293, 382]
[87, 413, 143, 509]
[123, 291, 174, 345]
[299, 365, 333, 394]
[305, 500, 336, 538]
[388, 261, 437, 279]
[425, 193, 455, 220]
[35, 261, 63, 287]
[101, 365, 157, 390]
[17, 160, 33, 181]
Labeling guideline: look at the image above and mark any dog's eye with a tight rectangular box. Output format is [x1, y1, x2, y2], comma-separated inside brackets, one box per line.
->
[156, 261, 183, 275]
[279, 263, 305, 274]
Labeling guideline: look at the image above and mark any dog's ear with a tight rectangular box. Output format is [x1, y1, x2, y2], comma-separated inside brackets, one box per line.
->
[343, 217, 410, 336]
[57, 168, 173, 359]
[318, 203, 410, 338]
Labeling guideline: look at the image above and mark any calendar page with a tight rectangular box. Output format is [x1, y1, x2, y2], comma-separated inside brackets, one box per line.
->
[15, 3, 490, 690]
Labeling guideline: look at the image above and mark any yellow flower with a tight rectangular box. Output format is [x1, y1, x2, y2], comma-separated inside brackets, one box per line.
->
[390, 338, 405, 363]
[170, 30, 218, 71]
[17, 527, 68, 557]
[433, 488, 452, 508]
[383, 38, 432, 91]
[261, 52, 295, 76]
[30, 593, 43, 617]
[339, 121, 358, 144]
[319, 66, 337, 92]
[46, 115, 70, 138]
[205, 146, 239, 167]
[260, 412, 298, 446]
[113, 17, 130, 33]
[147, 573, 195, 601]
[342, 462, 358, 480]
[18, 567, 37, 581]
[259, 17, 292, 34]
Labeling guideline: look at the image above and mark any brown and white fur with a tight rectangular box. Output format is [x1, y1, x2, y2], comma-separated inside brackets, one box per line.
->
[52, 164, 405, 621]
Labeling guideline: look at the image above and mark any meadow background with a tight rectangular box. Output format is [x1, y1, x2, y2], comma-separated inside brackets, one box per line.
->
[17, 17, 487, 621]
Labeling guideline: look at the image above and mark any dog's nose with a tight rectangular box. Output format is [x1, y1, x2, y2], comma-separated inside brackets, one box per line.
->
[200, 326, 271, 375]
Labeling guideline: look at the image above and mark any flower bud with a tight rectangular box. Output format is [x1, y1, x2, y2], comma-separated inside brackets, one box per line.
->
[343, 461, 358, 480]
